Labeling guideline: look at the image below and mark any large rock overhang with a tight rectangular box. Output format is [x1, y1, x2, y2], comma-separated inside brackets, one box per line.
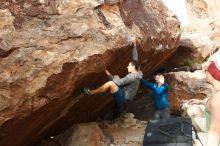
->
[0, 0, 180, 145]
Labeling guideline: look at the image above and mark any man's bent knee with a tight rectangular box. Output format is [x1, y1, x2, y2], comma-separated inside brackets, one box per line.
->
[105, 81, 117, 87]
[105, 81, 118, 93]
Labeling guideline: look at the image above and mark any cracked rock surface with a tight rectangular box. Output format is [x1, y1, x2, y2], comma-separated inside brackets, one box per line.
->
[0, 0, 180, 145]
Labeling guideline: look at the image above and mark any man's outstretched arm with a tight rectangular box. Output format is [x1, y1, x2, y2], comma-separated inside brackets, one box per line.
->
[140, 78, 154, 90]
[132, 39, 138, 62]
[105, 69, 114, 80]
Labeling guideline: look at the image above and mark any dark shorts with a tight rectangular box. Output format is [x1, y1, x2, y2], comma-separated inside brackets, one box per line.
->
[113, 87, 127, 106]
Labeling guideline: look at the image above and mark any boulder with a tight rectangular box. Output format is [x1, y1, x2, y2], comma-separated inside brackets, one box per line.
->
[165, 70, 214, 114]
[180, 100, 206, 146]
[0, 0, 180, 145]
[165, 32, 214, 69]
[180, 100, 206, 132]
[37, 113, 147, 146]
[164, 0, 220, 69]
[38, 123, 108, 146]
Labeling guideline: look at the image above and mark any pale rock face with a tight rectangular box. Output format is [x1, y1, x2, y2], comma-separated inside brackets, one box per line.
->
[180, 100, 206, 132]
[164, 0, 220, 68]
[165, 32, 215, 69]
[208, 49, 220, 61]
[180, 100, 206, 146]
[180, 33, 214, 62]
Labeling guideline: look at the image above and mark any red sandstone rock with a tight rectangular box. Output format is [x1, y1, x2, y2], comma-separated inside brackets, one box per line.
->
[37, 113, 146, 146]
[0, 0, 180, 145]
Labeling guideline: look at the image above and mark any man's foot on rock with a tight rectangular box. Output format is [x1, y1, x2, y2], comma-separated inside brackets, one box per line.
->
[83, 87, 91, 95]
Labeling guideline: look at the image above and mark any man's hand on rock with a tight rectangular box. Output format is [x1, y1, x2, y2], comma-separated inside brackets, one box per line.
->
[105, 69, 111, 76]
[128, 36, 135, 45]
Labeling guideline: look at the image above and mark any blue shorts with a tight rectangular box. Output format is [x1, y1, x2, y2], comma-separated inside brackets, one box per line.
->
[113, 87, 127, 106]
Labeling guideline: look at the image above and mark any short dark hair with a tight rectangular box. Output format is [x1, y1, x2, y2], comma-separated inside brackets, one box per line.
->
[130, 60, 139, 70]
[154, 73, 164, 78]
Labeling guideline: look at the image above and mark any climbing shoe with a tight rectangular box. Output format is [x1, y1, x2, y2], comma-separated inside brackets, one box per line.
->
[83, 87, 91, 95]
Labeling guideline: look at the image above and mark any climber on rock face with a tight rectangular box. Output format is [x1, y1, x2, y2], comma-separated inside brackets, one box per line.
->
[84, 37, 142, 106]
[141, 73, 170, 120]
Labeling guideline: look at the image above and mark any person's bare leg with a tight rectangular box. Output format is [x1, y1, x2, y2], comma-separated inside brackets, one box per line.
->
[90, 81, 119, 95]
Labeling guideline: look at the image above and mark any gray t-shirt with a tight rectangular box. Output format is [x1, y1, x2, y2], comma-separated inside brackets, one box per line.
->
[110, 71, 142, 100]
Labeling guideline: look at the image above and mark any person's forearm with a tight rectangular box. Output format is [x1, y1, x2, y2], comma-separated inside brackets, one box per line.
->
[108, 74, 114, 81]
[132, 43, 138, 61]
[141, 79, 153, 90]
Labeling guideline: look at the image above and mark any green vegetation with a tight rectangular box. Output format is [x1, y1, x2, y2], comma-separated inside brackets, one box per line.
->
[183, 58, 194, 68]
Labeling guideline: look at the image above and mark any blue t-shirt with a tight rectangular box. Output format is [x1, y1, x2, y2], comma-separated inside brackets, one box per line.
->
[141, 79, 170, 109]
